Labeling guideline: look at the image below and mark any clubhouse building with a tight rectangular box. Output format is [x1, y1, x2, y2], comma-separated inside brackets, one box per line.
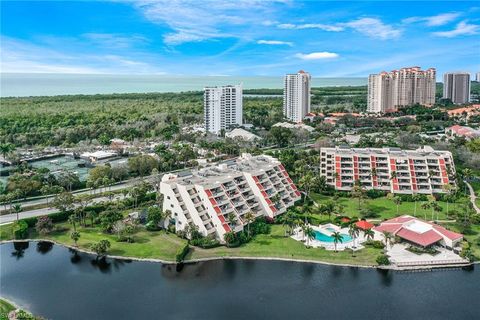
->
[374, 215, 463, 249]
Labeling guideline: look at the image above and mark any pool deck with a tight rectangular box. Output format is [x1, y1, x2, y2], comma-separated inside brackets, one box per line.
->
[292, 224, 368, 251]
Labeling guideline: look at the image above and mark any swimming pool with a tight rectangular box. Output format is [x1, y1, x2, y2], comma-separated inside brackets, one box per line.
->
[313, 230, 353, 243]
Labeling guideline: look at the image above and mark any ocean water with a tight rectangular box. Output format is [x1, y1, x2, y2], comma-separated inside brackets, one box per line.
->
[0, 73, 366, 97]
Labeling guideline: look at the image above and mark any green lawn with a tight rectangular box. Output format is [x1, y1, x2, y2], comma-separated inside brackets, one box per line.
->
[0, 299, 15, 315]
[310, 193, 467, 221]
[0, 221, 187, 261]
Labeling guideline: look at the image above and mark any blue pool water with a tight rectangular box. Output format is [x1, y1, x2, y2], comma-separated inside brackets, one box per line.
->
[314, 230, 353, 243]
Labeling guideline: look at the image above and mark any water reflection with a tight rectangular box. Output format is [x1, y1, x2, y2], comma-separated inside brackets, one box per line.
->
[0, 242, 478, 320]
[90, 256, 112, 273]
[69, 248, 82, 264]
[376, 268, 393, 286]
[11, 241, 29, 260]
[36, 241, 53, 254]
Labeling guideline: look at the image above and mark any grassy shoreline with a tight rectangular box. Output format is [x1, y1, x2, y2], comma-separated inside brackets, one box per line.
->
[0, 223, 382, 267]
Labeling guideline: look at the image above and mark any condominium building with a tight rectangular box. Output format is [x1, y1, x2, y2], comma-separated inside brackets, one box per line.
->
[443, 72, 470, 104]
[319, 146, 455, 194]
[283, 70, 311, 122]
[475, 72, 480, 82]
[367, 67, 436, 113]
[204, 84, 243, 135]
[160, 154, 301, 242]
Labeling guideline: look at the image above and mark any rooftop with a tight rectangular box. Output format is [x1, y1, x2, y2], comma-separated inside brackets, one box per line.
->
[162, 154, 281, 188]
[322, 145, 451, 158]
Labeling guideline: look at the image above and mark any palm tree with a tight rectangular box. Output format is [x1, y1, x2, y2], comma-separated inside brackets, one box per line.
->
[0, 143, 15, 161]
[382, 231, 393, 248]
[421, 202, 430, 220]
[298, 172, 314, 206]
[411, 194, 421, 217]
[348, 224, 360, 254]
[223, 231, 237, 247]
[303, 226, 315, 246]
[70, 231, 80, 246]
[244, 211, 255, 238]
[68, 214, 78, 232]
[390, 171, 397, 181]
[364, 228, 375, 241]
[442, 184, 454, 218]
[227, 213, 237, 229]
[351, 180, 365, 211]
[462, 168, 473, 194]
[392, 196, 402, 215]
[331, 232, 344, 252]
[12, 204, 22, 221]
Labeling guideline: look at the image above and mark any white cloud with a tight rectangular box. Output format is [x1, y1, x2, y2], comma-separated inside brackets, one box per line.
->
[295, 52, 339, 60]
[133, 0, 285, 45]
[342, 18, 402, 40]
[432, 20, 479, 37]
[257, 39, 293, 46]
[403, 12, 461, 27]
[279, 18, 400, 39]
[0, 36, 164, 74]
[278, 23, 344, 32]
[82, 33, 149, 49]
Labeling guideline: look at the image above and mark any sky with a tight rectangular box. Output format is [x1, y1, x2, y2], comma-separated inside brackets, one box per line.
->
[1, 0, 479, 77]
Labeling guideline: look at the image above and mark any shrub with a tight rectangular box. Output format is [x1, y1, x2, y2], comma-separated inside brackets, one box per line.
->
[13, 220, 29, 239]
[190, 235, 220, 248]
[175, 243, 190, 263]
[35, 216, 54, 235]
[366, 189, 387, 199]
[365, 240, 385, 249]
[376, 254, 390, 265]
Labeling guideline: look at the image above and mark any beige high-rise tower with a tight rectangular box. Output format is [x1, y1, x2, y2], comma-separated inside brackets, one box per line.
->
[367, 67, 436, 113]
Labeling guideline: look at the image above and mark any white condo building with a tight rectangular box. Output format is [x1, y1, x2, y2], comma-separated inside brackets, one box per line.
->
[283, 70, 311, 122]
[204, 84, 243, 135]
[160, 154, 301, 242]
[443, 72, 470, 104]
[367, 67, 436, 113]
[319, 146, 456, 194]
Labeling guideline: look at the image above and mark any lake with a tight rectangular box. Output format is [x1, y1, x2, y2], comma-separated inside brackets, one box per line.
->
[0, 241, 478, 320]
[0, 73, 366, 97]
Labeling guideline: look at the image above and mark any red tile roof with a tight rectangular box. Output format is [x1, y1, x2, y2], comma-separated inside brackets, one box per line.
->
[432, 225, 463, 240]
[396, 228, 443, 247]
[356, 220, 374, 230]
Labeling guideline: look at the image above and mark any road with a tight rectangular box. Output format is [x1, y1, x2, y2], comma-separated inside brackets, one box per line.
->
[1, 174, 161, 215]
[0, 194, 125, 225]
[465, 181, 480, 214]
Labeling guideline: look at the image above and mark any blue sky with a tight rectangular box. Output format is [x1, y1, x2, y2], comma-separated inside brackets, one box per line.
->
[1, 0, 479, 77]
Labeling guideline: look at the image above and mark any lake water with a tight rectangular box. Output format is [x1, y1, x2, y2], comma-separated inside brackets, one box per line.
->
[0, 242, 478, 320]
[0, 73, 366, 97]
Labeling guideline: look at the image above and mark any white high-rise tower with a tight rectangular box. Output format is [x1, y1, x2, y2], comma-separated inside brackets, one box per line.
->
[283, 70, 311, 122]
[204, 84, 243, 135]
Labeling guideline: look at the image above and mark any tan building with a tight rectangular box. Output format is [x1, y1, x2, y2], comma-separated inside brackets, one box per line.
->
[368, 67, 436, 113]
